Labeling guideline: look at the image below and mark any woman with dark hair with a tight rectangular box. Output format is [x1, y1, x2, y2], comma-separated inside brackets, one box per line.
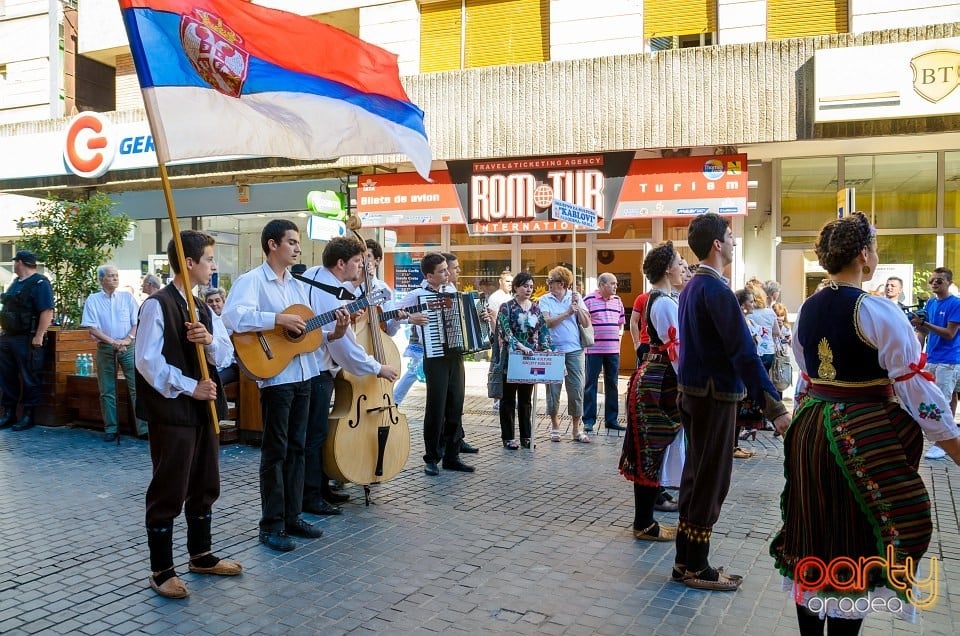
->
[771, 212, 960, 634]
[494, 272, 552, 450]
[619, 241, 684, 541]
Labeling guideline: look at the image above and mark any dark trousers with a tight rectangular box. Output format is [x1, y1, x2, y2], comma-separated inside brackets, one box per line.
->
[259, 380, 311, 532]
[0, 334, 45, 410]
[422, 354, 464, 464]
[584, 352, 620, 428]
[676, 391, 737, 572]
[500, 380, 533, 441]
[145, 421, 220, 527]
[303, 372, 335, 505]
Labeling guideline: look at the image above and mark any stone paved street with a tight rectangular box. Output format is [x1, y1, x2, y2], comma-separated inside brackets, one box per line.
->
[1, 362, 959, 635]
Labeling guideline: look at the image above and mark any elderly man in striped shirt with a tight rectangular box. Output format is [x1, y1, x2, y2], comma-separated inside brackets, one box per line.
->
[583, 273, 626, 432]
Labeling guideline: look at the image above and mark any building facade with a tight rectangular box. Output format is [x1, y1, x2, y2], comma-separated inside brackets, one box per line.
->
[2, 1, 960, 369]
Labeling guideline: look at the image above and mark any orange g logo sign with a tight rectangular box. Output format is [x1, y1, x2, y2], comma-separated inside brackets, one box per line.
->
[63, 112, 116, 178]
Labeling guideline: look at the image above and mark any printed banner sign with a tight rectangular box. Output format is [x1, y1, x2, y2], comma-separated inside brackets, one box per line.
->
[614, 154, 748, 219]
[448, 153, 634, 236]
[355, 171, 464, 226]
[506, 351, 566, 384]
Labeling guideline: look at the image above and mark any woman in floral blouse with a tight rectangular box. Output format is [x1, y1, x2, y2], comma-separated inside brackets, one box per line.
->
[494, 272, 552, 449]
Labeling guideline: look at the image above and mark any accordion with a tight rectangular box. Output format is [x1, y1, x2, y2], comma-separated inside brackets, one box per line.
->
[419, 291, 492, 359]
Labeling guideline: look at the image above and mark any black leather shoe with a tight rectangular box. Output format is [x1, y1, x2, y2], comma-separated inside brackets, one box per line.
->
[137, 432, 149, 441]
[285, 518, 323, 539]
[424, 462, 440, 476]
[605, 422, 626, 431]
[0, 410, 14, 430]
[11, 415, 34, 432]
[441, 459, 476, 473]
[654, 500, 679, 512]
[323, 490, 350, 505]
[460, 442, 479, 454]
[303, 500, 342, 516]
[104, 433, 118, 443]
[259, 530, 295, 552]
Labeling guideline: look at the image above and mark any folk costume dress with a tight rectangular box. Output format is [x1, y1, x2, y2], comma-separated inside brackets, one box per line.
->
[770, 283, 959, 621]
[619, 289, 681, 486]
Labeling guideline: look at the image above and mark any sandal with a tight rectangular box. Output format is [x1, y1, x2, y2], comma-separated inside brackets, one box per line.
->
[682, 566, 743, 591]
[671, 564, 686, 582]
[503, 439, 519, 450]
[733, 447, 754, 459]
[633, 521, 677, 542]
[573, 432, 591, 443]
[550, 430, 561, 442]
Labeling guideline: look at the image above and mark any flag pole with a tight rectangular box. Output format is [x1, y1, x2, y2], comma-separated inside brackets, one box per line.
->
[156, 162, 220, 434]
[572, 227, 578, 292]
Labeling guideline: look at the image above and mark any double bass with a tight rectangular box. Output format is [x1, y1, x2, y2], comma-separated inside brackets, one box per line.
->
[323, 223, 410, 504]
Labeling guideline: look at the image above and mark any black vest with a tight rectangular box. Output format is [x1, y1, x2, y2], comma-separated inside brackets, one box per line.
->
[135, 285, 226, 427]
[798, 285, 887, 386]
[644, 289, 673, 347]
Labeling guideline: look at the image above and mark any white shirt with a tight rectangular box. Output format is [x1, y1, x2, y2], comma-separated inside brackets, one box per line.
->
[487, 289, 512, 318]
[793, 294, 960, 443]
[135, 288, 233, 399]
[751, 307, 778, 356]
[221, 262, 320, 388]
[301, 265, 381, 377]
[210, 313, 236, 370]
[81, 290, 139, 340]
[648, 291, 680, 374]
[538, 290, 580, 353]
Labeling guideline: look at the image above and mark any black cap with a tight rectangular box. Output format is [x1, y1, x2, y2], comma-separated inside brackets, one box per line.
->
[13, 250, 37, 267]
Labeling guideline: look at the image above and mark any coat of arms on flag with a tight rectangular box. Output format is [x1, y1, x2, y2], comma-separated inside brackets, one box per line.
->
[180, 9, 249, 98]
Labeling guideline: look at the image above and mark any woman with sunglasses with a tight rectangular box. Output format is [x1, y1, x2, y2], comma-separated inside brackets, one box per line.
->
[493, 272, 552, 450]
[538, 266, 592, 443]
[771, 213, 960, 634]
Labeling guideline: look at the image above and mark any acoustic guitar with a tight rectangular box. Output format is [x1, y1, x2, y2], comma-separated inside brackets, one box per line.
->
[232, 288, 387, 380]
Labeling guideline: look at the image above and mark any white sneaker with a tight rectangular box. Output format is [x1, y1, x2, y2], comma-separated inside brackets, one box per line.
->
[925, 445, 947, 460]
[492, 399, 500, 411]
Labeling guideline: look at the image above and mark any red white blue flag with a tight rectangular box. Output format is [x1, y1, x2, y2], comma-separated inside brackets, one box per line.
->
[118, 0, 432, 179]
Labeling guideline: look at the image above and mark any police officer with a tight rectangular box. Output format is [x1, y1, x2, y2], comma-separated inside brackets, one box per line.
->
[0, 251, 55, 431]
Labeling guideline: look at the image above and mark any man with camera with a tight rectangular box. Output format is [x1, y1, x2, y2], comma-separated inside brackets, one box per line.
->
[0, 251, 54, 432]
[912, 267, 960, 459]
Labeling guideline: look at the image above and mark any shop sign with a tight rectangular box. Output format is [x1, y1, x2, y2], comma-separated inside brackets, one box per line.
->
[815, 36, 960, 123]
[614, 154, 748, 219]
[448, 153, 633, 236]
[306, 190, 346, 220]
[552, 199, 598, 229]
[355, 171, 464, 227]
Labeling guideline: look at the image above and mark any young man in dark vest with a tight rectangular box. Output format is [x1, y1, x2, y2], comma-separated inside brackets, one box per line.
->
[675, 214, 790, 591]
[135, 231, 241, 599]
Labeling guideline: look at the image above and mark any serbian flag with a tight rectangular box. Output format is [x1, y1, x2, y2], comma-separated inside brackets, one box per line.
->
[118, 0, 432, 179]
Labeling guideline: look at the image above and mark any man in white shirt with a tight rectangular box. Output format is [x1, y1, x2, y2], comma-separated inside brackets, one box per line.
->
[135, 230, 241, 599]
[81, 264, 148, 442]
[486, 270, 513, 318]
[299, 236, 401, 515]
[222, 219, 342, 552]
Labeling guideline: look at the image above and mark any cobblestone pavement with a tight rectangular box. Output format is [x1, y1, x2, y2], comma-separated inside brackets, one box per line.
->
[1, 362, 959, 635]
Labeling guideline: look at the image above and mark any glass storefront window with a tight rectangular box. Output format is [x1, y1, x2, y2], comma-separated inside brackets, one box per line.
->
[606, 218, 653, 240]
[876, 234, 937, 302]
[517, 248, 587, 298]
[942, 234, 960, 285]
[946, 152, 960, 228]
[450, 225, 511, 246]
[780, 157, 838, 233]
[845, 153, 936, 229]
[451, 249, 513, 296]
[393, 224, 442, 248]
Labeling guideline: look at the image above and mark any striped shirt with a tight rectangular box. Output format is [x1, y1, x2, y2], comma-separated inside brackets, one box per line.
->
[584, 291, 624, 355]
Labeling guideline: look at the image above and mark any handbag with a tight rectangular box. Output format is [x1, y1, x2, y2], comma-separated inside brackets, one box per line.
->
[578, 320, 595, 348]
[769, 346, 793, 391]
[487, 342, 506, 399]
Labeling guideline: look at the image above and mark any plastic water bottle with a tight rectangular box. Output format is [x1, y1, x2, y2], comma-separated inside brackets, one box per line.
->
[75, 354, 83, 375]
[86, 354, 94, 376]
[81, 354, 91, 376]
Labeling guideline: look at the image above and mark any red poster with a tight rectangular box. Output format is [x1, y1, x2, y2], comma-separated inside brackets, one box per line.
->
[356, 171, 464, 227]
[614, 154, 749, 219]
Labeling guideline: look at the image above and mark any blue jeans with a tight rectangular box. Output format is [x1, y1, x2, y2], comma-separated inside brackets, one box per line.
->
[583, 353, 620, 430]
[96, 342, 148, 435]
[393, 343, 423, 405]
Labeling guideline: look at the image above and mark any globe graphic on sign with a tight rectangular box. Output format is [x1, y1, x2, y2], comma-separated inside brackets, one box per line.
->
[533, 184, 554, 208]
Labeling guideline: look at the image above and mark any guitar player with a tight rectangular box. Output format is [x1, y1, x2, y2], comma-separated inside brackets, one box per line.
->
[221, 220, 348, 553]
